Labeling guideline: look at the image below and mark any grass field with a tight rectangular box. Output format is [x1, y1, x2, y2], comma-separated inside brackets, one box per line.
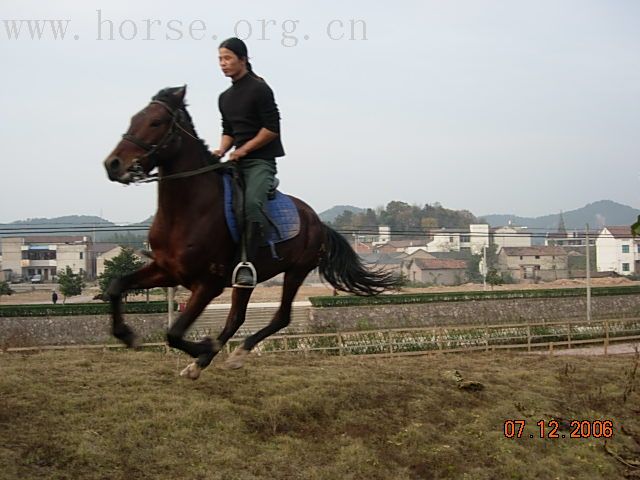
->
[1, 350, 639, 479]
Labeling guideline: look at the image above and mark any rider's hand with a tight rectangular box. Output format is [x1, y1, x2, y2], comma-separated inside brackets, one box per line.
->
[212, 149, 224, 158]
[229, 148, 248, 162]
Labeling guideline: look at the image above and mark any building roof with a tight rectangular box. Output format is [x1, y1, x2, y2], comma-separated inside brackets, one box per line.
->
[501, 246, 567, 257]
[429, 251, 473, 261]
[547, 230, 597, 240]
[386, 239, 426, 248]
[602, 226, 632, 240]
[6, 235, 91, 244]
[403, 250, 435, 260]
[92, 243, 120, 255]
[359, 253, 405, 265]
[413, 258, 467, 270]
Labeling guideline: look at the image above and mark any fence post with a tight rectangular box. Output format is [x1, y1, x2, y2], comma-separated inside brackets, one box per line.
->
[437, 328, 443, 353]
[549, 341, 554, 356]
[387, 330, 393, 355]
[604, 319, 609, 356]
[484, 324, 489, 352]
[567, 320, 572, 349]
[284, 336, 289, 353]
[527, 324, 531, 353]
[338, 333, 343, 356]
[167, 287, 174, 330]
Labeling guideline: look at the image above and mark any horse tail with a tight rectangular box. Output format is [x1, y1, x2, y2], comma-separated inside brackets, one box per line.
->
[319, 224, 398, 296]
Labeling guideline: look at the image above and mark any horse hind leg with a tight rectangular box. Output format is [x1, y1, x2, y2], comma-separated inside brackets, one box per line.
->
[194, 286, 254, 371]
[225, 268, 311, 370]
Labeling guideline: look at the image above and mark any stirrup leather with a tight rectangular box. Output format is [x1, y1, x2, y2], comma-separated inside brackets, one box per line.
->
[232, 262, 257, 288]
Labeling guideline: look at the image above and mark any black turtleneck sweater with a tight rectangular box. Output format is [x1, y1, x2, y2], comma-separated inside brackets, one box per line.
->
[218, 73, 285, 159]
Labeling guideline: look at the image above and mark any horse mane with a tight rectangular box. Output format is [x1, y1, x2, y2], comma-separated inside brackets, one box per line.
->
[153, 87, 219, 165]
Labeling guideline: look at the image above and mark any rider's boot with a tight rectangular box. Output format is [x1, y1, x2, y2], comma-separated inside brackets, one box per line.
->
[232, 222, 261, 288]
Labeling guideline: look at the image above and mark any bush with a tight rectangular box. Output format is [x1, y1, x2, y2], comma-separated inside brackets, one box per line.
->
[0, 281, 15, 301]
[309, 285, 640, 308]
[0, 301, 176, 317]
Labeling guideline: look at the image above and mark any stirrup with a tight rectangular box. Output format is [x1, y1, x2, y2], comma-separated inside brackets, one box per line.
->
[232, 262, 257, 288]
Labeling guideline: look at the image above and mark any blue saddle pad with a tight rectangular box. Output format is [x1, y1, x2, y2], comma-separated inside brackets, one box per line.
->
[222, 173, 300, 246]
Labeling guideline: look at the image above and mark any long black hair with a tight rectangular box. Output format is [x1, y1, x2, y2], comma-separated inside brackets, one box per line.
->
[219, 37, 262, 80]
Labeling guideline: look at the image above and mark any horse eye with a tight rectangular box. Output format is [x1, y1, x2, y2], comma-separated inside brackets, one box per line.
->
[150, 120, 163, 127]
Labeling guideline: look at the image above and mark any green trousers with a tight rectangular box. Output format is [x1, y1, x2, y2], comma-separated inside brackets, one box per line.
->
[237, 158, 278, 232]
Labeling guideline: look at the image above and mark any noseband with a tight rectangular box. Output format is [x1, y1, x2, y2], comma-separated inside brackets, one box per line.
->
[120, 100, 183, 180]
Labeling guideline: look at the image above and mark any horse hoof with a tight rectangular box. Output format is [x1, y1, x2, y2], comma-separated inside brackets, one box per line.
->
[179, 362, 202, 380]
[225, 347, 250, 370]
[129, 334, 141, 350]
[114, 325, 139, 349]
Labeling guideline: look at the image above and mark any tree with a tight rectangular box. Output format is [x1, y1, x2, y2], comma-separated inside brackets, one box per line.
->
[0, 281, 15, 302]
[333, 210, 354, 230]
[98, 247, 146, 301]
[486, 268, 503, 290]
[57, 266, 85, 303]
[466, 255, 483, 283]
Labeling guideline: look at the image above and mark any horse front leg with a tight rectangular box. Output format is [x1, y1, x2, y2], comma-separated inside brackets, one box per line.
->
[166, 282, 224, 380]
[107, 262, 176, 348]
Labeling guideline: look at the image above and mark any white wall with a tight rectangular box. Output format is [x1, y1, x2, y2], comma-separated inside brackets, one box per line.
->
[493, 227, 532, 249]
[427, 232, 460, 252]
[596, 228, 638, 275]
[57, 244, 89, 275]
[469, 224, 490, 255]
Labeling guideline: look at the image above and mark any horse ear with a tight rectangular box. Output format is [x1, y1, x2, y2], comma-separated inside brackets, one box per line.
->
[173, 85, 187, 102]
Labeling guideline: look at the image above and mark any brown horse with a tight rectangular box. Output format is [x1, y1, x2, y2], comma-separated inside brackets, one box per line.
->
[103, 86, 395, 379]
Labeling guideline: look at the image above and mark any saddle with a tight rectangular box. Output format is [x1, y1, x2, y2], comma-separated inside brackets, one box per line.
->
[222, 170, 300, 257]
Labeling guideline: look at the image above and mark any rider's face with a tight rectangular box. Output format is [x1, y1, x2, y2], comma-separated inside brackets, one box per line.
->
[218, 48, 245, 79]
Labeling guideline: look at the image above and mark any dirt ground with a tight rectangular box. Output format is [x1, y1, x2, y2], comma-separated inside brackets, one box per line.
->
[1, 350, 639, 479]
[2, 277, 639, 305]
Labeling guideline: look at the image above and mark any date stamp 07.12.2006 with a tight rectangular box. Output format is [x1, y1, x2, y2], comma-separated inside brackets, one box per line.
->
[503, 420, 614, 439]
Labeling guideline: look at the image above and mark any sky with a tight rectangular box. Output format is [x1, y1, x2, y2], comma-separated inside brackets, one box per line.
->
[1, 0, 639, 223]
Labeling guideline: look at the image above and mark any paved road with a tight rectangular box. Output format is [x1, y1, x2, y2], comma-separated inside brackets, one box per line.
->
[531, 342, 640, 356]
[12, 295, 96, 305]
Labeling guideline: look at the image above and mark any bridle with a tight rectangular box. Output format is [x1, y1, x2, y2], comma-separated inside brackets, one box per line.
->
[120, 100, 184, 182]
[119, 99, 229, 184]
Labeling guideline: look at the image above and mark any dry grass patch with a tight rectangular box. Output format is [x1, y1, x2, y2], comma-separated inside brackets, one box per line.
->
[1, 350, 639, 479]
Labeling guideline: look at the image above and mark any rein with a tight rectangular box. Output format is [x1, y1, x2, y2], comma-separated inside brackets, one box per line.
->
[135, 160, 231, 184]
[122, 99, 232, 184]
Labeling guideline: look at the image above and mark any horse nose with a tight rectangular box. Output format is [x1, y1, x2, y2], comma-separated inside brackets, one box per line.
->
[107, 157, 122, 173]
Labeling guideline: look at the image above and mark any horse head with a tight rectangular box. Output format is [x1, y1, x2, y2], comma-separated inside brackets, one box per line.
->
[104, 86, 187, 184]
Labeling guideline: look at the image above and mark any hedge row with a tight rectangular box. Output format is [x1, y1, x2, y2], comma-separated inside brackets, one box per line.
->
[0, 301, 176, 317]
[309, 285, 640, 308]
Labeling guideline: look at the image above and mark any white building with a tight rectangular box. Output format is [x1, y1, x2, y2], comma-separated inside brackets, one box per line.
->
[94, 244, 122, 277]
[492, 226, 533, 249]
[426, 224, 490, 254]
[545, 230, 597, 247]
[0, 236, 93, 282]
[468, 224, 490, 255]
[596, 226, 639, 275]
[427, 230, 461, 253]
[373, 225, 391, 246]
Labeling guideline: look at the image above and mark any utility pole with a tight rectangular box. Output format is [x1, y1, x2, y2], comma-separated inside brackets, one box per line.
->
[480, 245, 488, 291]
[167, 287, 174, 329]
[585, 224, 591, 323]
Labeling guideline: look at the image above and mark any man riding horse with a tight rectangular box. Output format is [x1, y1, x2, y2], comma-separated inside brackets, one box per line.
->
[102, 41, 396, 377]
[213, 37, 284, 288]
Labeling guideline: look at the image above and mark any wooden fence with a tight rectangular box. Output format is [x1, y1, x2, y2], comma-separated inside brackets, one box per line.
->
[6, 317, 640, 357]
[231, 316, 640, 357]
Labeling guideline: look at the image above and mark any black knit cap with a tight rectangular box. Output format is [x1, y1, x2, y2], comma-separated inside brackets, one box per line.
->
[219, 37, 247, 57]
[219, 37, 253, 70]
